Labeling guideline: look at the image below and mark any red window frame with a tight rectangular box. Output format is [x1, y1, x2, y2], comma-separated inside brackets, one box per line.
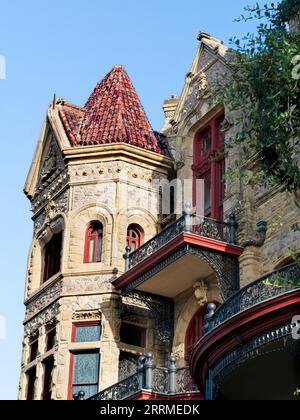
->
[193, 112, 225, 221]
[84, 222, 103, 263]
[43, 232, 63, 283]
[71, 322, 102, 343]
[126, 225, 143, 252]
[68, 351, 100, 400]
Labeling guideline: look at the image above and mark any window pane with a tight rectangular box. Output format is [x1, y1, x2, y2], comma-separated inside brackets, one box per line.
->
[73, 352, 99, 384]
[72, 384, 98, 400]
[96, 234, 102, 262]
[75, 325, 101, 343]
[26, 367, 36, 401]
[201, 129, 212, 156]
[42, 357, 54, 400]
[120, 323, 146, 347]
[46, 329, 56, 351]
[204, 173, 211, 215]
[29, 340, 38, 363]
[89, 238, 95, 263]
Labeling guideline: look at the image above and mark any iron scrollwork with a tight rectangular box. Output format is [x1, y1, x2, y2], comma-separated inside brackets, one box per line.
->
[205, 263, 300, 332]
[123, 291, 174, 346]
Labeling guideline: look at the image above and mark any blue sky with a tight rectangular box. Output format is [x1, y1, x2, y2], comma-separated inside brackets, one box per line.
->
[0, 0, 263, 400]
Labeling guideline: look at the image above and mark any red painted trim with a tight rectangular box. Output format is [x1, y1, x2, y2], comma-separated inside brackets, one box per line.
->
[71, 321, 101, 343]
[193, 111, 225, 221]
[68, 353, 74, 400]
[126, 390, 203, 401]
[127, 224, 144, 251]
[84, 222, 103, 264]
[113, 232, 243, 290]
[190, 289, 300, 392]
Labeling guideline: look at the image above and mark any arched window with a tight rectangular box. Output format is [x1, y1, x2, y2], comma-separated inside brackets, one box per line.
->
[184, 307, 207, 362]
[126, 225, 143, 252]
[84, 222, 103, 263]
[193, 113, 225, 220]
[43, 231, 63, 283]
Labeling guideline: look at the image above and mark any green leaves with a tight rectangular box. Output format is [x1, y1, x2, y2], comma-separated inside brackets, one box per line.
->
[214, 1, 300, 192]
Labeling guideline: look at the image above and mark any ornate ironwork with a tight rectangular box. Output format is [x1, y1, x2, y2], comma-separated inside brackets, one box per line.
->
[208, 321, 300, 399]
[205, 263, 300, 332]
[128, 216, 185, 269]
[128, 214, 235, 271]
[87, 365, 199, 400]
[152, 367, 168, 393]
[118, 353, 139, 382]
[122, 291, 174, 346]
[191, 216, 227, 243]
[176, 368, 200, 393]
[124, 245, 240, 301]
[87, 372, 140, 401]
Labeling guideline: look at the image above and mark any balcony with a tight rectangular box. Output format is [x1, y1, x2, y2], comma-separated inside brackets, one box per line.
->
[190, 263, 300, 400]
[80, 354, 202, 401]
[113, 208, 244, 300]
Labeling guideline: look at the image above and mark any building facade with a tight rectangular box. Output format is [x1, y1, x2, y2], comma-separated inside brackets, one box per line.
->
[19, 31, 300, 401]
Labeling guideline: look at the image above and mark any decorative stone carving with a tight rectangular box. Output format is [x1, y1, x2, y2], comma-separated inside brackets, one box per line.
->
[27, 243, 37, 294]
[25, 280, 62, 321]
[24, 302, 60, 337]
[31, 171, 69, 218]
[193, 281, 208, 307]
[41, 141, 57, 184]
[220, 117, 234, 133]
[181, 72, 210, 118]
[72, 310, 102, 321]
[197, 72, 208, 99]
[33, 189, 68, 233]
[174, 151, 186, 171]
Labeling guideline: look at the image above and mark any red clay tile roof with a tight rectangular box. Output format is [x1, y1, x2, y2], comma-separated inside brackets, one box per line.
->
[59, 65, 171, 157]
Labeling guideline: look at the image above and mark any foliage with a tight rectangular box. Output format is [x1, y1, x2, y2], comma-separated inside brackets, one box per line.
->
[262, 271, 300, 287]
[214, 0, 300, 192]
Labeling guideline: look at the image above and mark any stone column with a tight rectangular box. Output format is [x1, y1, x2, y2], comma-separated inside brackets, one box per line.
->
[239, 247, 261, 287]
[99, 293, 122, 390]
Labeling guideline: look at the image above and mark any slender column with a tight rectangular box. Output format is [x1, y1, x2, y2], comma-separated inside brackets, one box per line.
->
[137, 356, 146, 389]
[144, 352, 154, 390]
[123, 246, 131, 272]
[168, 355, 177, 394]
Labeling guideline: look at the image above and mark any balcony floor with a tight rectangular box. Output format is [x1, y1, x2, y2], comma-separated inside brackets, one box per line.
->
[136, 254, 214, 298]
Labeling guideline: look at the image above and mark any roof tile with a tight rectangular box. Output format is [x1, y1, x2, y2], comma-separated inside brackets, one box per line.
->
[58, 66, 171, 157]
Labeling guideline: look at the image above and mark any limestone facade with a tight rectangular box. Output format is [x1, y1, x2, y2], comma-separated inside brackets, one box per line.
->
[19, 32, 300, 400]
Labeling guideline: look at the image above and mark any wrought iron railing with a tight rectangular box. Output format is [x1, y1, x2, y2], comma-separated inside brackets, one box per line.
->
[204, 263, 300, 333]
[87, 372, 141, 401]
[83, 354, 200, 401]
[176, 367, 200, 393]
[152, 367, 168, 394]
[125, 211, 237, 271]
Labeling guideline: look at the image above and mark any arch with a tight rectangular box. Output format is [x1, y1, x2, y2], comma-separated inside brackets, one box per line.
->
[126, 224, 144, 252]
[67, 204, 114, 270]
[115, 208, 158, 268]
[43, 231, 63, 283]
[84, 221, 103, 263]
[184, 306, 208, 362]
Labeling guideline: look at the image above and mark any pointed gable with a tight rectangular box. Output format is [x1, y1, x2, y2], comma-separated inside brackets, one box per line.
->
[172, 32, 233, 126]
[59, 66, 171, 156]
